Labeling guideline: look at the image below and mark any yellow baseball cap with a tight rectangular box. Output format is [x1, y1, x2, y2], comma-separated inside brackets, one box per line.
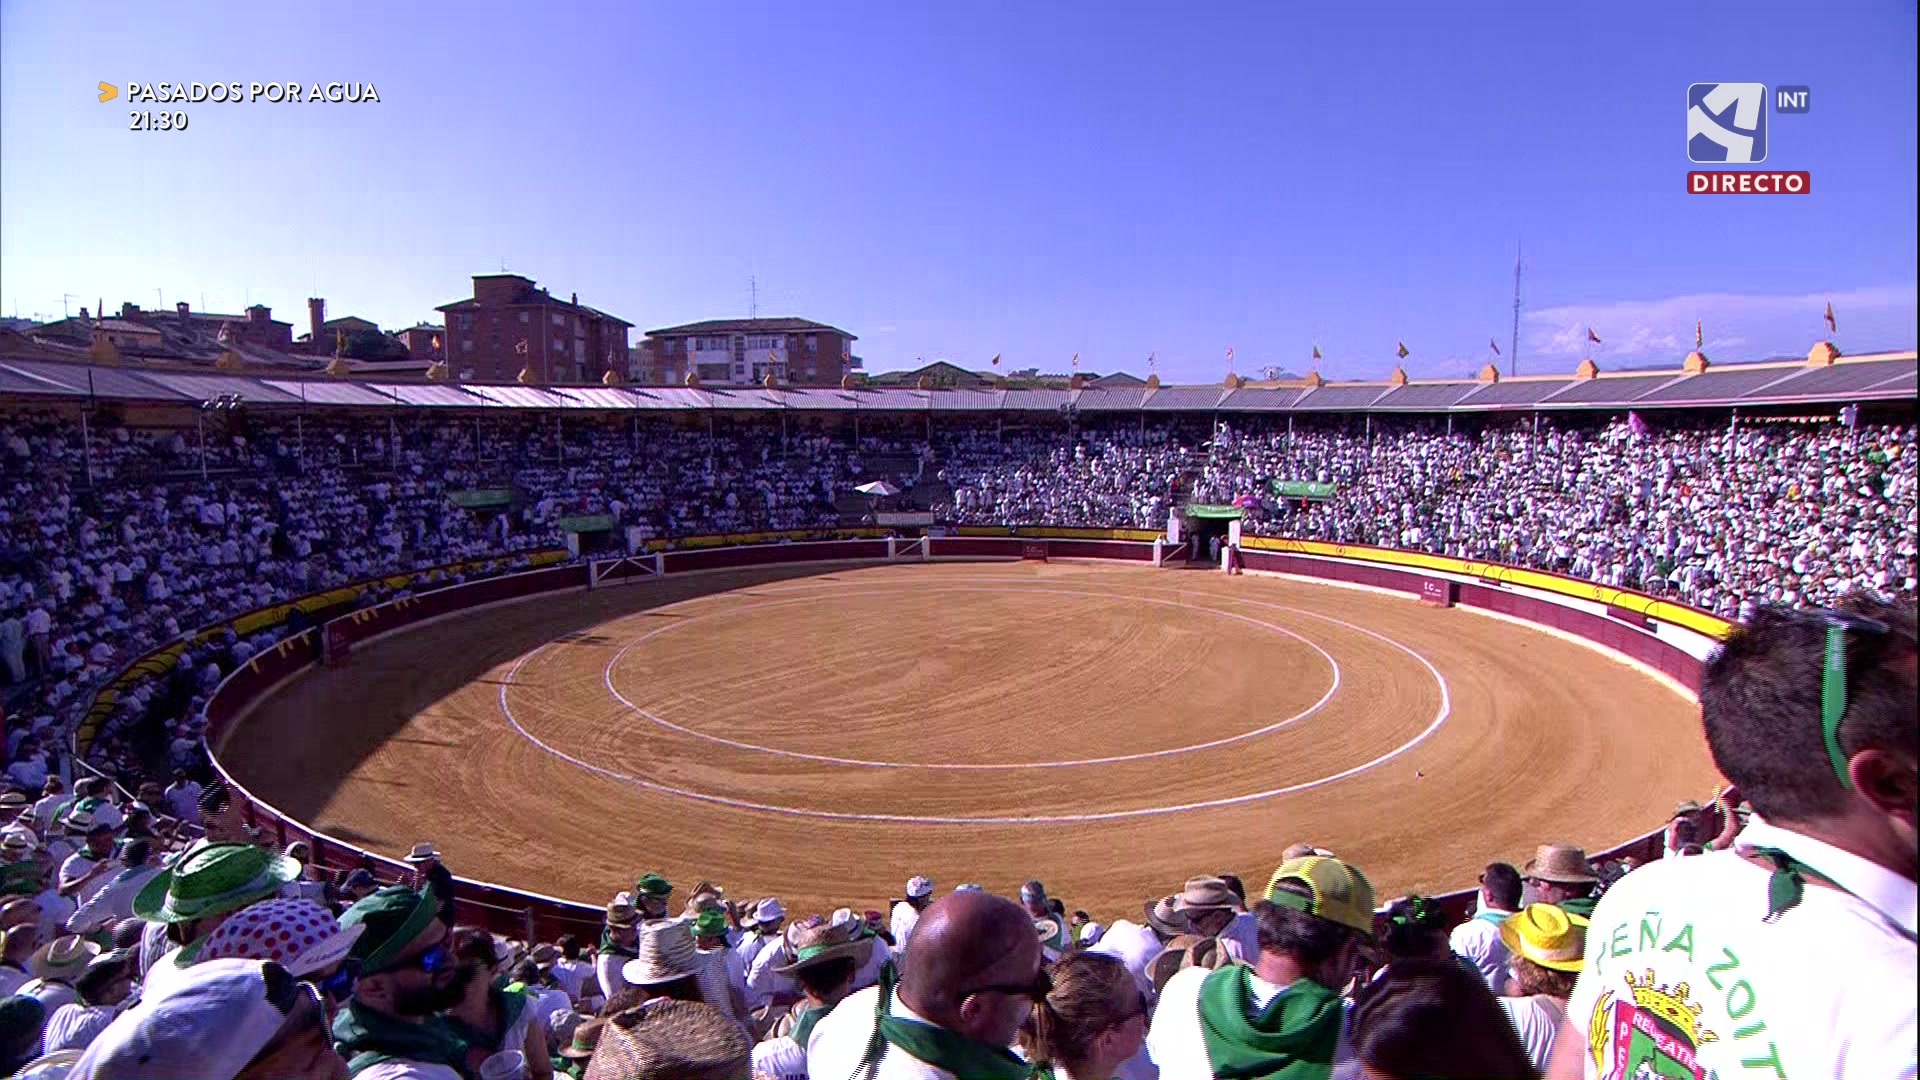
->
[1265, 856, 1376, 936]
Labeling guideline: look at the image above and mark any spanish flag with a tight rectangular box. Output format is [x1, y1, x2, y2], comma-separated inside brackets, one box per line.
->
[1396, 342, 1409, 359]
[1695, 321, 1704, 349]
[1070, 353, 1079, 369]
[1311, 345, 1322, 362]
[1824, 301, 1836, 334]
[1587, 328, 1602, 346]
[990, 354, 1001, 367]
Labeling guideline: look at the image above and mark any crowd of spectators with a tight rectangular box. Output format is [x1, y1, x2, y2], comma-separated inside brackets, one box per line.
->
[0, 400, 1913, 1076]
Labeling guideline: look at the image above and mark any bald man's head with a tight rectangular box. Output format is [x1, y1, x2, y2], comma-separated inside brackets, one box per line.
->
[898, 891, 1044, 1047]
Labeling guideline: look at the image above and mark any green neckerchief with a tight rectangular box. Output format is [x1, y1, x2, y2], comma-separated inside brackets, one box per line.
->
[1556, 895, 1598, 920]
[599, 927, 638, 959]
[857, 966, 1036, 1080]
[444, 980, 529, 1053]
[1747, 845, 1920, 944]
[788, 997, 837, 1052]
[332, 998, 476, 1080]
[1196, 966, 1344, 1080]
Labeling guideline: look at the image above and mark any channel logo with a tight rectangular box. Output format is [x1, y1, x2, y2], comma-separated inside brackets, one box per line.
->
[1688, 83, 1767, 163]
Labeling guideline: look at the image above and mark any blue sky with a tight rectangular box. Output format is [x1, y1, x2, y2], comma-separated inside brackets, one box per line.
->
[2, 1, 1913, 381]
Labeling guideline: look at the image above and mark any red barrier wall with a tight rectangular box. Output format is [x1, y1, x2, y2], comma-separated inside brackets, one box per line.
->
[201, 537, 1716, 941]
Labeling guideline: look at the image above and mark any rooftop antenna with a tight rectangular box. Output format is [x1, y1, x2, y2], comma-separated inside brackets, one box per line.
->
[62, 294, 76, 317]
[750, 275, 758, 319]
[1510, 239, 1523, 378]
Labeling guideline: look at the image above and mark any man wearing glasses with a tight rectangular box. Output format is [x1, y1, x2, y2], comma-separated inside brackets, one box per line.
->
[1551, 599, 1917, 1079]
[330, 886, 475, 1080]
[805, 890, 1046, 1079]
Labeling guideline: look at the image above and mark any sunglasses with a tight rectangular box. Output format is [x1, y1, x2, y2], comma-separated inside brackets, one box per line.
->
[963, 968, 1053, 1003]
[313, 960, 360, 1001]
[372, 941, 452, 978]
[1793, 608, 1894, 791]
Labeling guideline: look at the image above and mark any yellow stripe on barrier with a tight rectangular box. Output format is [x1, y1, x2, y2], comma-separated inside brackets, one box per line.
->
[953, 525, 1165, 543]
[1240, 537, 1733, 639]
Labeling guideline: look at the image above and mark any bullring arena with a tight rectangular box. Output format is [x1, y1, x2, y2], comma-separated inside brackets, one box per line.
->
[217, 546, 1718, 916]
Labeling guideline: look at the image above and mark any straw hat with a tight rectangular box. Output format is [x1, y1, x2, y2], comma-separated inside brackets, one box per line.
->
[132, 843, 301, 925]
[1172, 875, 1245, 914]
[584, 999, 749, 1080]
[1522, 843, 1599, 885]
[772, 920, 869, 975]
[29, 935, 101, 982]
[1143, 896, 1190, 938]
[403, 842, 441, 864]
[744, 897, 785, 929]
[620, 920, 703, 987]
[559, 1016, 606, 1061]
[606, 898, 640, 930]
[1499, 903, 1589, 972]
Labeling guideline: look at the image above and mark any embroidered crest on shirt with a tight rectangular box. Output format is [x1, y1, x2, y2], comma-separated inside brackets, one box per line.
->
[1588, 971, 1718, 1080]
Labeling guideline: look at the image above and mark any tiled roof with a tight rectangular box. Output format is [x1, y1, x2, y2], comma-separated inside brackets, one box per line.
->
[644, 317, 854, 339]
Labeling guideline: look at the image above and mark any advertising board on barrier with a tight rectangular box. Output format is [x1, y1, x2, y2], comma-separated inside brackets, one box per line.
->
[1419, 577, 1457, 607]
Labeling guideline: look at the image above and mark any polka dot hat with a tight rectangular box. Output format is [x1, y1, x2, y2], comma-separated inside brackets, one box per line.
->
[196, 897, 364, 977]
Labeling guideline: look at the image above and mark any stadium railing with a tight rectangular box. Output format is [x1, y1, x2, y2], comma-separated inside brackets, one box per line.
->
[175, 529, 1730, 941]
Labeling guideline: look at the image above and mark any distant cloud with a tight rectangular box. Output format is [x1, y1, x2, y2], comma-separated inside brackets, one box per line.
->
[1521, 283, 1916, 366]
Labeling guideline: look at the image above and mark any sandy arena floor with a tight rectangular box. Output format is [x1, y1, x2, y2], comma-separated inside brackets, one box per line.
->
[220, 559, 1722, 917]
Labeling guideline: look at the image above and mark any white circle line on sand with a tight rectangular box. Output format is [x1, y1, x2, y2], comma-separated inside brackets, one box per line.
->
[494, 578, 1453, 824]
[594, 585, 1341, 768]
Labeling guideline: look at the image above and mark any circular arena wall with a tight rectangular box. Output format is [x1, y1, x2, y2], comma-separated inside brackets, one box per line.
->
[197, 533, 1730, 940]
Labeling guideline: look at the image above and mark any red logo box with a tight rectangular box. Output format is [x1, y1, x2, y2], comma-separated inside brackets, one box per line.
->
[1687, 171, 1811, 194]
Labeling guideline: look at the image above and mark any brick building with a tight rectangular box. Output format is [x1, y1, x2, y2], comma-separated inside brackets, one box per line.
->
[435, 274, 632, 383]
[640, 317, 858, 386]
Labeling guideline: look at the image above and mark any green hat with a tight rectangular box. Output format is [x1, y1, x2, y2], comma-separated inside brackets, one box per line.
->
[0, 862, 43, 897]
[340, 886, 439, 974]
[131, 842, 301, 925]
[634, 872, 672, 898]
[1265, 856, 1377, 936]
[691, 908, 728, 938]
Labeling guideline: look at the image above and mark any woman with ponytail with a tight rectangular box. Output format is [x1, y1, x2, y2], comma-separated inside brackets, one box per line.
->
[1023, 952, 1149, 1080]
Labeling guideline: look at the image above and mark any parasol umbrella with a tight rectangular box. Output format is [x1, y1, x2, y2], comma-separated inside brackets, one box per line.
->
[854, 480, 901, 497]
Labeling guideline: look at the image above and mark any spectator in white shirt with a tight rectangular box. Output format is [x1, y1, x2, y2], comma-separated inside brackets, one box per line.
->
[1551, 597, 1918, 1079]
[1449, 862, 1522, 992]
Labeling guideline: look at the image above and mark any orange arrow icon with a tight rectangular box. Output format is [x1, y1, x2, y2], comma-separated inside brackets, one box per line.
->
[98, 82, 119, 103]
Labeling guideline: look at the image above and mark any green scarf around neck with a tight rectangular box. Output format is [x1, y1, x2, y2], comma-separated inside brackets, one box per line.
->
[332, 998, 476, 1080]
[1196, 966, 1344, 1080]
[599, 927, 638, 959]
[444, 981, 528, 1054]
[860, 966, 1037, 1080]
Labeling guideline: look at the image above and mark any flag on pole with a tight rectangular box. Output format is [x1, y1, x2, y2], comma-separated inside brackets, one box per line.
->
[335, 330, 347, 356]
[991, 354, 1001, 367]
[1695, 321, 1704, 349]
[1587, 327, 1602, 346]
[1147, 352, 1157, 372]
[1824, 301, 1836, 335]
[1311, 345, 1322, 362]
[1396, 342, 1409, 359]
[1225, 346, 1234, 364]
[1627, 411, 1649, 439]
[216, 322, 230, 345]
[1489, 338, 1501, 356]
[1071, 353, 1080, 369]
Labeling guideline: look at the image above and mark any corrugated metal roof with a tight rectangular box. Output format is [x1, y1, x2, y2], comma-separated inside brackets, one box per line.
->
[928, 389, 1005, 411]
[1069, 387, 1147, 411]
[0, 363, 86, 396]
[782, 389, 867, 410]
[1141, 386, 1224, 410]
[1545, 374, 1684, 405]
[555, 387, 641, 410]
[1632, 366, 1805, 404]
[1003, 388, 1071, 410]
[140, 372, 303, 404]
[1217, 387, 1304, 411]
[1372, 382, 1482, 409]
[1748, 359, 1919, 400]
[458, 385, 579, 409]
[260, 380, 398, 406]
[1455, 379, 1572, 406]
[697, 388, 781, 411]
[374, 383, 488, 407]
[1292, 385, 1394, 411]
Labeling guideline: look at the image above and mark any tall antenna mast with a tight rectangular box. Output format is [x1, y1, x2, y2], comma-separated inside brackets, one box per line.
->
[1509, 240, 1523, 377]
[750, 276, 758, 319]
